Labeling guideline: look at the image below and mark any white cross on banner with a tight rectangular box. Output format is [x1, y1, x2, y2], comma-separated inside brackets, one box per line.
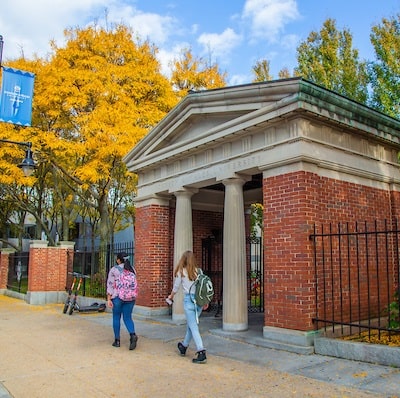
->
[0, 66, 35, 126]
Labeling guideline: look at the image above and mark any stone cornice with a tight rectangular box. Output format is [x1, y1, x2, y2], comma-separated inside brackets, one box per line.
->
[298, 80, 400, 132]
[125, 79, 400, 176]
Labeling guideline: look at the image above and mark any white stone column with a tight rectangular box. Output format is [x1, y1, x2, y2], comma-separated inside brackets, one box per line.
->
[222, 177, 248, 331]
[172, 188, 197, 323]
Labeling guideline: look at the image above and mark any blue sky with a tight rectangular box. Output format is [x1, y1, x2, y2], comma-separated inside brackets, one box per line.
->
[1, 0, 399, 85]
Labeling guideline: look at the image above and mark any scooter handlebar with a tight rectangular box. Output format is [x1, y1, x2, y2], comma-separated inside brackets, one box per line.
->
[68, 271, 90, 279]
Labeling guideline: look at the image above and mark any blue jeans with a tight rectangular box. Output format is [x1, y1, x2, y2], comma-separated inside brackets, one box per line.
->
[112, 297, 135, 339]
[183, 294, 204, 352]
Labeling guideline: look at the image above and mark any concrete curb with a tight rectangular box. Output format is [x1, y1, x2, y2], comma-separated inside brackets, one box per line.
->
[315, 336, 400, 367]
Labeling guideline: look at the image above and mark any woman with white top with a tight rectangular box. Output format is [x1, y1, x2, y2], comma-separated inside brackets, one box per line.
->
[167, 250, 208, 364]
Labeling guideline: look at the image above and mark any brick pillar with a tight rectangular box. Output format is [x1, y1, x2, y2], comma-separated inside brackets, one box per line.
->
[26, 240, 75, 305]
[389, 188, 400, 221]
[262, 170, 317, 348]
[134, 199, 172, 316]
[0, 248, 15, 290]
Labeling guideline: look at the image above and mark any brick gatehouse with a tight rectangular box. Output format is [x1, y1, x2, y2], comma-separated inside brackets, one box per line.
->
[123, 77, 400, 350]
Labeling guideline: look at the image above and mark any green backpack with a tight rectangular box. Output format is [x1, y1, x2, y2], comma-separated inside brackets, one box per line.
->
[190, 269, 214, 307]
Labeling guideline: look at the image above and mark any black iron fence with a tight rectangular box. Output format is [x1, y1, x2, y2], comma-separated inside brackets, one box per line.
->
[74, 236, 264, 310]
[7, 251, 29, 294]
[71, 241, 134, 298]
[311, 220, 400, 342]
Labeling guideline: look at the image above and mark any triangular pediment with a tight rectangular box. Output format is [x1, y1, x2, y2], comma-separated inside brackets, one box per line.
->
[125, 78, 305, 168]
[151, 111, 248, 152]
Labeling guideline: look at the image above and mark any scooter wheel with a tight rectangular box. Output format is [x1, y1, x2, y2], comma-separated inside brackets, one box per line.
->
[63, 303, 69, 314]
[68, 303, 74, 315]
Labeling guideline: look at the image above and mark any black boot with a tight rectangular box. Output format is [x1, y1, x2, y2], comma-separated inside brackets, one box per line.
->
[177, 342, 187, 356]
[129, 333, 138, 350]
[192, 350, 207, 364]
[112, 339, 120, 347]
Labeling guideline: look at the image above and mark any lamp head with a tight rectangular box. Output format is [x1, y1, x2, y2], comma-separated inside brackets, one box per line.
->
[18, 147, 36, 177]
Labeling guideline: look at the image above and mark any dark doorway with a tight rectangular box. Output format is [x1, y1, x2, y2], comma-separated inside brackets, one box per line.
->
[202, 235, 264, 314]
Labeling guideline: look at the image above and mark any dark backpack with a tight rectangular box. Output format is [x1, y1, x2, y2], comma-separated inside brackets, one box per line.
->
[115, 266, 138, 301]
[190, 269, 214, 307]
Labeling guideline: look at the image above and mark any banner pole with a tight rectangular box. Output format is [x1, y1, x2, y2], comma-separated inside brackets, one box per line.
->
[0, 35, 3, 67]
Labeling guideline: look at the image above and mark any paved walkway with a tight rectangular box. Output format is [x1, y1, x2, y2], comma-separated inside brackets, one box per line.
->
[0, 295, 399, 397]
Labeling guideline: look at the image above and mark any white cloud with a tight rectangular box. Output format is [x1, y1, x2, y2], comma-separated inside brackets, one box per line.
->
[197, 28, 242, 61]
[0, 1, 301, 82]
[0, 0, 179, 61]
[157, 43, 190, 77]
[107, 7, 178, 45]
[191, 24, 200, 35]
[0, 0, 110, 60]
[242, 0, 300, 42]
[229, 73, 252, 86]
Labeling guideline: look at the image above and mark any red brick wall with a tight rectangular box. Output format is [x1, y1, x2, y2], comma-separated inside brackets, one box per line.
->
[28, 246, 73, 292]
[0, 251, 11, 289]
[134, 205, 172, 307]
[193, 209, 224, 304]
[390, 190, 400, 294]
[134, 204, 224, 308]
[390, 190, 400, 218]
[263, 171, 396, 331]
[192, 209, 223, 260]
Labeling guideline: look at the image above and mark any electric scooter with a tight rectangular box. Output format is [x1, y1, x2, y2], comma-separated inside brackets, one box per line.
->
[63, 272, 106, 315]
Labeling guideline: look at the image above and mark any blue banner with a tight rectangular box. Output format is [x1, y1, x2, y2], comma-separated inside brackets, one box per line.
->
[0, 66, 35, 126]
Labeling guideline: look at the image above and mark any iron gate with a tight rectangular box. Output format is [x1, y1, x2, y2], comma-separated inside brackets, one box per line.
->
[201, 235, 264, 313]
[72, 241, 135, 298]
[7, 251, 29, 293]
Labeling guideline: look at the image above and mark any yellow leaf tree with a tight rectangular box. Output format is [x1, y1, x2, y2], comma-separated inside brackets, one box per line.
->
[0, 23, 178, 251]
[252, 59, 273, 82]
[40, 23, 178, 247]
[170, 48, 227, 99]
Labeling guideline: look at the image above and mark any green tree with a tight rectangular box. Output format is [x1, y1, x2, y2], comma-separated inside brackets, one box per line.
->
[369, 15, 400, 118]
[295, 18, 369, 104]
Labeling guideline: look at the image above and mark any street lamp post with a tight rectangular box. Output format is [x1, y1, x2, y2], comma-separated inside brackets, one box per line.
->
[0, 35, 3, 67]
[0, 139, 37, 176]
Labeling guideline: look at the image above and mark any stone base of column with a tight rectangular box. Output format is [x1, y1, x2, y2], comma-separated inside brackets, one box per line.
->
[172, 313, 186, 324]
[223, 322, 248, 332]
